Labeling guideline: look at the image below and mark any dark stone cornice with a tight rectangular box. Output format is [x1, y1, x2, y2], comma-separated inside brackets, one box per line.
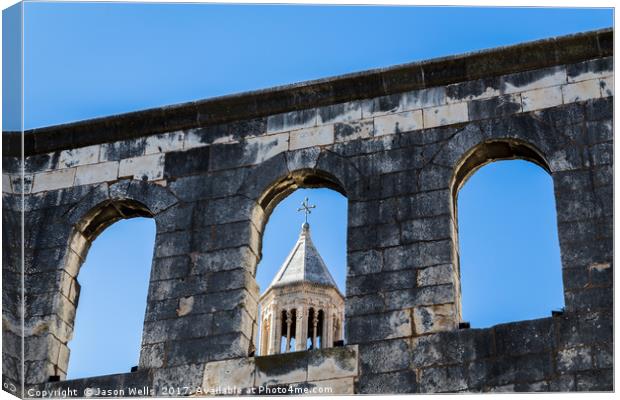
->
[3, 28, 612, 157]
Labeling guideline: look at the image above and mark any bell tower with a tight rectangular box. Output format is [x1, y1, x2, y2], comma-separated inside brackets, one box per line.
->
[258, 199, 345, 355]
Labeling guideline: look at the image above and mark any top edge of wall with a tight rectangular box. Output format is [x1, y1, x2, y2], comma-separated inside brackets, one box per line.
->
[3, 27, 613, 157]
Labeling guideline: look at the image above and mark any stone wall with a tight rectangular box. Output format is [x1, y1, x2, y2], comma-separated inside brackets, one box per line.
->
[26, 346, 358, 397]
[2, 28, 613, 397]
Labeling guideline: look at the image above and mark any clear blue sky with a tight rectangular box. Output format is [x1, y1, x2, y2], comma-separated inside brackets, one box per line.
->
[6, 2, 612, 380]
[67, 218, 155, 379]
[5, 3, 613, 130]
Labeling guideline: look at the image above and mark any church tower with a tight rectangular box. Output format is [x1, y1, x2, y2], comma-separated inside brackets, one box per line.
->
[258, 199, 345, 355]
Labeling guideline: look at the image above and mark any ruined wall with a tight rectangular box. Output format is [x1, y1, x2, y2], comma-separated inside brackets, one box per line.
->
[2, 28, 613, 397]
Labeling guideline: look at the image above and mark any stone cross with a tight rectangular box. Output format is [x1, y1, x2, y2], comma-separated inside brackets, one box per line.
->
[297, 197, 316, 224]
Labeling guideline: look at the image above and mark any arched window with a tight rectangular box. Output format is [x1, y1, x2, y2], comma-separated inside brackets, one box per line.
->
[255, 187, 347, 355]
[66, 216, 156, 379]
[455, 147, 564, 327]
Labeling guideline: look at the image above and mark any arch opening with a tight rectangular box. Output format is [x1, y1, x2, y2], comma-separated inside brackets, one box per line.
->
[454, 142, 564, 327]
[452, 139, 550, 202]
[257, 169, 346, 232]
[64, 200, 156, 380]
[254, 181, 347, 356]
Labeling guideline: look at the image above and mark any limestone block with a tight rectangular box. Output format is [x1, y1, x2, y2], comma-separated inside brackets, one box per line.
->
[74, 161, 119, 186]
[402, 86, 447, 110]
[521, 86, 563, 112]
[153, 364, 205, 395]
[139, 343, 165, 369]
[567, 57, 613, 83]
[417, 264, 453, 287]
[24, 334, 60, 362]
[547, 148, 582, 172]
[285, 146, 321, 172]
[66, 280, 80, 306]
[359, 340, 409, 374]
[468, 94, 522, 120]
[99, 138, 146, 162]
[267, 109, 317, 134]
[548, 374, 576, 392]
[57, 344, 70, 371]
[202, 357, 255, 390]
[403, 283, 455, 308]
[142, 314, 212, 344]
[3, 174, 12, 193]
[423, 102, 468, 129]
[561, 79, 601, 104]
[24, 360, 57, 385]
[413, 304, 456, 334]
[211, 307, 254, 336]
[64, 249, 82, 278]
[592, 343, 612, 369]
[289, 125, 334, 150]
[446, 78, 500, 104]
[600, 76, 613, 98]
[400, 215, 451, 243]
[144, 131, 185, 154]
[58, 145, 100, 169]
[317, 101, 362, 125]
[411, 328, 495, 368]
[70, 232, 88, 257]
[31, 168, 76, 193]
[374, 110, 423, 137]
[349, 310, 413, 342]
[246, 132, 289, 164]
[10, 174, 34, 194]
[358, 370, 418, 394]
[254, 352, 308, 386]
[420, 365, 468, 393]
[58, 272, 74, 299]
[183, 128, 214, 150]
[502, 66, 567, 94]
[348, 249, 382, 275]
[361, 94, 403, 118]
[494, 318, 554, 356]
[556, 346, 593, 372]
[334, 119, 374, 142]
[307, 346, 358, 381]
[575, 369, 613, 391]
[118, 153, 164, 181]
[304, 378, 355, 394]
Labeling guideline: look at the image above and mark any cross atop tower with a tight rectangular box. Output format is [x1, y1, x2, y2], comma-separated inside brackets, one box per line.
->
[297, 197, 316, 224]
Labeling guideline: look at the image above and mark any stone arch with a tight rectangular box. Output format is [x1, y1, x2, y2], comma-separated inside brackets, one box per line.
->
[51, 179, 179, 380]
[237, 149, 358, 222]
[238, 149, 354, 263]
[256, 167, 347, 230]
[64, 179, 178, 278]
[243, 150, 353, 353]
[450, 138, 558, 323]
[451, 138, 551, 207]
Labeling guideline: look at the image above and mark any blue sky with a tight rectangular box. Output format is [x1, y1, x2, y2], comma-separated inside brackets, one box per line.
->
[5, 3, 613, 130]
[5, 2, 612, 380]
[67, 218, 155, 379]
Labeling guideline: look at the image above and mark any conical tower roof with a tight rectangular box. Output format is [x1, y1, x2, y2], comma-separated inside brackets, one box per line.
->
[265, 222, 340, 292]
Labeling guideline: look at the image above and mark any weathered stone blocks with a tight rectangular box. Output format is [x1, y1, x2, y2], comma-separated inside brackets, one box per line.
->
[562, 79, 602, 103]
[423, 102, 468, 128]
[203, 357, 255, 390]
[3, 29, 613, 395]
[413, 304, 456, 334]
[374, 110, 423, 136]
[31, 168, 76, 193]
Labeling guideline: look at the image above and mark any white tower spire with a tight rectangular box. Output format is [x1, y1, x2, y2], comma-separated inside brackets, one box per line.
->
[258, 199, 344, 355]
